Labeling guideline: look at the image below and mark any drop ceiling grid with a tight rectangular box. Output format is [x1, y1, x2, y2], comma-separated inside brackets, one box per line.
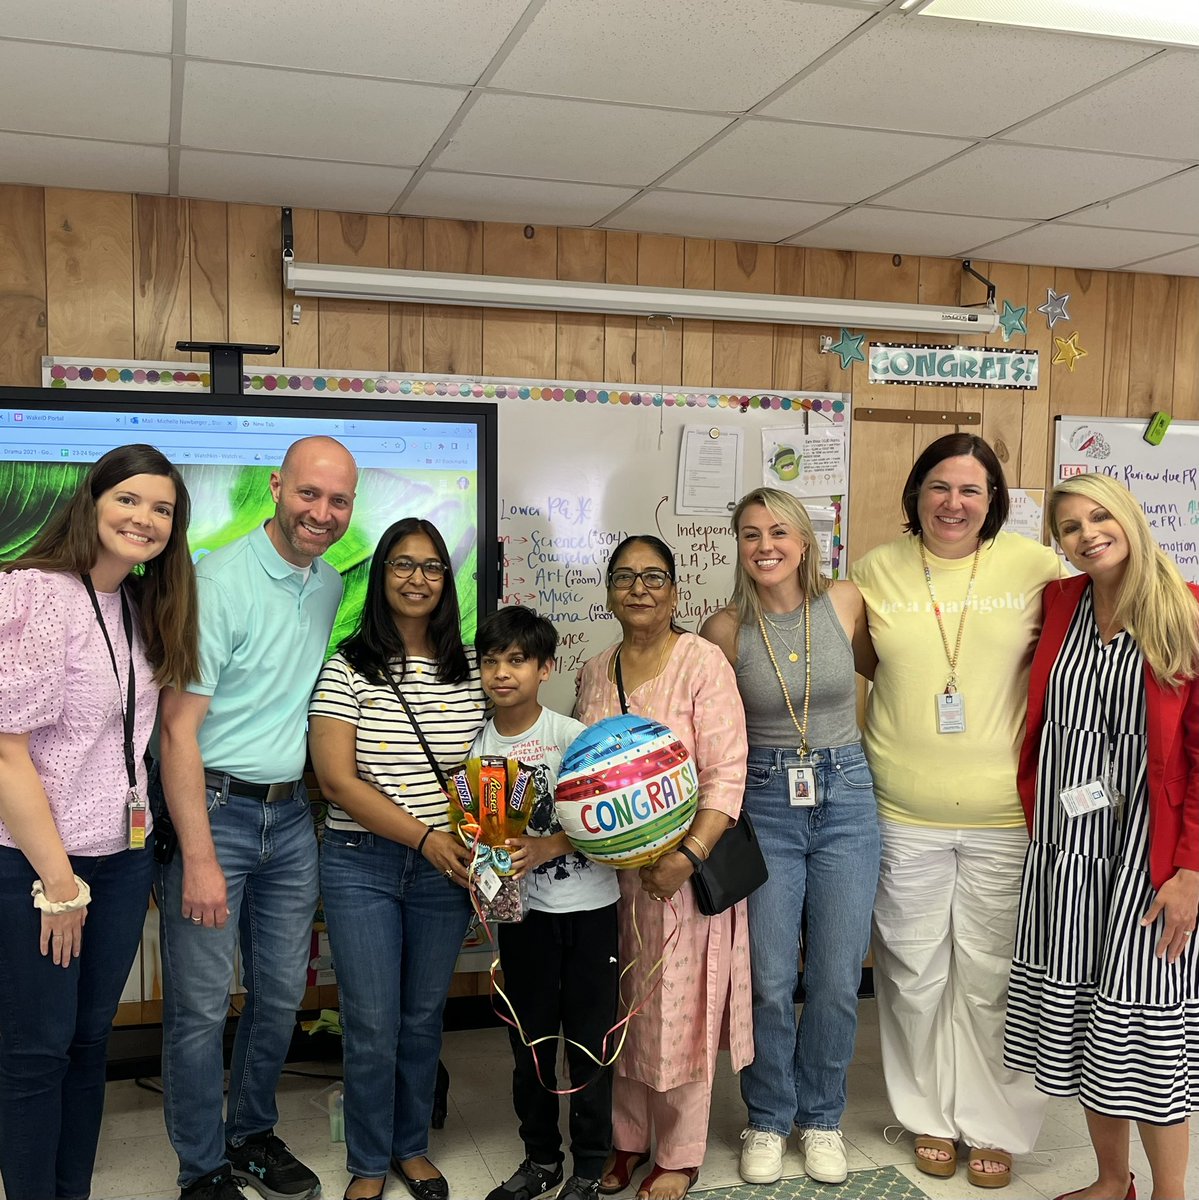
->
[0, 0, 1194, 272]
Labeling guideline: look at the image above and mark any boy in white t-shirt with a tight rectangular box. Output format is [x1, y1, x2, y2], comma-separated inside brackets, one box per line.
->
[475, 607, 619, 1200]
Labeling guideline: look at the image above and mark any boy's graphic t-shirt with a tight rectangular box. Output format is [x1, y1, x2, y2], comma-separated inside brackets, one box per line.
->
[471, 707, 619, 914]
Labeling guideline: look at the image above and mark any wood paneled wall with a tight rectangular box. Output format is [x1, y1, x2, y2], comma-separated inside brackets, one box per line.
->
[2, 183, 1197, 558]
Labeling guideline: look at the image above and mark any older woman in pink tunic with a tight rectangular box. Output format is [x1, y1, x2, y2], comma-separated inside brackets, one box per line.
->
[575, 535, 751, 1200]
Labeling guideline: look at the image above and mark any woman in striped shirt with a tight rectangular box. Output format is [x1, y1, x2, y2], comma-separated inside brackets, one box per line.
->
[1007, 473, 1199, 1200]
[309, 518, 486, 1200]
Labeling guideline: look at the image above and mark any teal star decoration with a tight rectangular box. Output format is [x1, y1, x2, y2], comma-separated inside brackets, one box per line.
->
[1037, 287, 1071, 330]
[998, 300, 1028, 342]
[830, 327, 865, 369]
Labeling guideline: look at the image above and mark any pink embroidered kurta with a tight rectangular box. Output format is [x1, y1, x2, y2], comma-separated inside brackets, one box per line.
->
[575, 632, 753, 1091]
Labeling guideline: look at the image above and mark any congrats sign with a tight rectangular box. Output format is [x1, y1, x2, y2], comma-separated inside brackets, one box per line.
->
[869, 344, 1039, 390]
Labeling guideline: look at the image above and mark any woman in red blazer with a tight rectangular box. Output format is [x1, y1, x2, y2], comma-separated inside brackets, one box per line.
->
[1005, 473, 1199, 1200]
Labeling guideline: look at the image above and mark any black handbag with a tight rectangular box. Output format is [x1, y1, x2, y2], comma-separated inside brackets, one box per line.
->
[682, 813, 769, 916]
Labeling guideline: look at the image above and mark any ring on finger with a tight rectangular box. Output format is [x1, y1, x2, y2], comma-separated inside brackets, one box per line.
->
[191, 916, 202, 924]
[444, 869, 454, 880]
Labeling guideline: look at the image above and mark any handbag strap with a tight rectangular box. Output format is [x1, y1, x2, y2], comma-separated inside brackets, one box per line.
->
[381, 662, 448, 790]
[613, 651, 630, 715]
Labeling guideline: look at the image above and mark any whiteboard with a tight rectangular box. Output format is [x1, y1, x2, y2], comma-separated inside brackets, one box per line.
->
[492, 384, 852, 712]
[1053, 415, 1199, 583]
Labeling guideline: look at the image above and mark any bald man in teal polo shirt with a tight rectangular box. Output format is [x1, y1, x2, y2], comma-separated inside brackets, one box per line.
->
[154, 436, 358, 1200]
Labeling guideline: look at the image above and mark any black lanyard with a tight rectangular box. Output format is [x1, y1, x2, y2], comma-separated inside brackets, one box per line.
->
[81, 573, 138, 792]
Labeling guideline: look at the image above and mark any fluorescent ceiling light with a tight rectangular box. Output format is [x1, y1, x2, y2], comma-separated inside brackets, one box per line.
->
[910, 0, 1199, 47]
[284, 260, 999, 336]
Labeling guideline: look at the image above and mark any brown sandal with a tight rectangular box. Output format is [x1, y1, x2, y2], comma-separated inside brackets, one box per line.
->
[636, 1164, 699, 1200]
[599, 1149, 650, 1195]
[914, 1135, 958, 1178]
[967, 1147, 1012, 1189]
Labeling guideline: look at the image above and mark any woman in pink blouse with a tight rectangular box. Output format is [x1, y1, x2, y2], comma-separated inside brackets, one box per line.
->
[0, 444, 198, 1200]
[575, 535, 751, 1200]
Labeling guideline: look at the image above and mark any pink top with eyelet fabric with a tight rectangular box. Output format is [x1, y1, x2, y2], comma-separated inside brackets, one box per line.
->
[0, 569, 159, 856]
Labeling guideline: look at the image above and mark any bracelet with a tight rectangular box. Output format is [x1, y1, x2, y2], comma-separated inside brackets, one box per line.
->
[416, 827, 433, 856]
[684, 833, 711, 860]
[31, 875, 92, 914]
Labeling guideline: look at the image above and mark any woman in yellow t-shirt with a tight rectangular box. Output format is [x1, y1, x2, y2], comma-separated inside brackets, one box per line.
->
[851, 434, 1059, 1190]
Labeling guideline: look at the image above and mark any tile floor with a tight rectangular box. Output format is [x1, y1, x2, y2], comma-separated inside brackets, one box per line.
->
[4, 999, 1197, 1199]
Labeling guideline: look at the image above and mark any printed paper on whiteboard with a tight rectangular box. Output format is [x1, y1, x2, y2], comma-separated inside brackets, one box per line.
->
[805, 505, 838, 576]
[1004, 488, 1046, 543]
[676, 426, 742, 516]
[762, 427, 847, 497]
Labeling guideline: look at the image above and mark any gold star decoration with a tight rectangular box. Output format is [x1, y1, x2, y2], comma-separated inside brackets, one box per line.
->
[1052, 331, 1088, 373]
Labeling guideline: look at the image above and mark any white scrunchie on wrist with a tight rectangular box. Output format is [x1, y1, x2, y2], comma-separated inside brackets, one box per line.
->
[31, 875, 92, 914]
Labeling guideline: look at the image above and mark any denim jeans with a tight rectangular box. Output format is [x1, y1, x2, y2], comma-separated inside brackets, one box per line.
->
[320, 830, 473, 1178]
[0, 843, 152, 1200]
[152, 771, 319, 1187]
[738, 743, 881, 1134]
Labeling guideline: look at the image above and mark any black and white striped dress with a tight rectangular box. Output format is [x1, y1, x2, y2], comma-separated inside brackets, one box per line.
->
[1005, 589, 1199, 1123]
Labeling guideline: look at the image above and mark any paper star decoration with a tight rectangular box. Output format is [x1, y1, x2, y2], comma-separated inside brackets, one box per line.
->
[830, 327, 866, 369]
[1053, 331, 1088, 373]
[998, 300, 1028, 342]
[1037, 288, 1071, 330]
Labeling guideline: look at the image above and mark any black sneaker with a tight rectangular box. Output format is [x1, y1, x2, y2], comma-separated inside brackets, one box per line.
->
[557, 1178, 600, 1200]
[485, 1158, 564, 1200]
[227, 1130, 321, 1200]
[180, 1171, 245, 1200]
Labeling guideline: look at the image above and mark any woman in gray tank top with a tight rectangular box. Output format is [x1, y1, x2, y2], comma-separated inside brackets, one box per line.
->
[702, 487, 880, 1189]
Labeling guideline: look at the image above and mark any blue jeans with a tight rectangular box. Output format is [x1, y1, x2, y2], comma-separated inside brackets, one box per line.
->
[320, 830, 473, 1178]
[152, 771, 319, 1187]
[0, 843, 152, 1200]
[738, 743, 881, 1134]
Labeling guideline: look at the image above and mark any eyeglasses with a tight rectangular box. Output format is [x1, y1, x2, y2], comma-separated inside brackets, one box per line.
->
[384, 557, 448, 580]
[609, 568, 671, 590]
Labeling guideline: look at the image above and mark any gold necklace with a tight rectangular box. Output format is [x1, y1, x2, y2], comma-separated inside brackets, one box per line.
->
[612, 630, 674, 689]
[763, 608, 805, 663]
[758, 598, 811, 756]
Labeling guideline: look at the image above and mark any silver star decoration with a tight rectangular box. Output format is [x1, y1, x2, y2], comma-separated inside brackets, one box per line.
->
[1037, 287, 1071, 330]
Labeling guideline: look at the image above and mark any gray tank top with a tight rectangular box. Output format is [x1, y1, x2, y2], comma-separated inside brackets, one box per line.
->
[735, 590, 860, 750]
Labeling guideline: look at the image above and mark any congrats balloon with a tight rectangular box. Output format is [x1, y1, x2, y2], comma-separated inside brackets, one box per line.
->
[555, 715, 698, 868]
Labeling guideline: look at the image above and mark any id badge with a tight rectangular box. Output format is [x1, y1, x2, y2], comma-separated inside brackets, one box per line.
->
[788, 765, 818, 807]
[935, 691, 966, 734]
[1058, 777, 1114, 819]
[126, 787, 148, 850]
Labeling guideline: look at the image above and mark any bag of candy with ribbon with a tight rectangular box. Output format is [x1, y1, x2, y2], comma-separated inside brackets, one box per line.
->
[446, 756, 537, 922]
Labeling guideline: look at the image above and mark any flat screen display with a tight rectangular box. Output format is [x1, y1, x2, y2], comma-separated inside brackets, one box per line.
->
[0, 387, 499, 652]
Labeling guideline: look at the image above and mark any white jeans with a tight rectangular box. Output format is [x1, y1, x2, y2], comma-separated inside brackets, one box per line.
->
[872, 820, 1047, 1155]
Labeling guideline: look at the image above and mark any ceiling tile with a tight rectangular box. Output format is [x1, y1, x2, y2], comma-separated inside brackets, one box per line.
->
[764, 17, 1151, 137]
[1004, 52, 1199, 160]
[1062, 168, 1199, 235]
[605, 191, 843, 242]
[1119, 244, 1199, 276]
[970, 222, 1197, 270]
[401, 172, 637, 225]
[1, 0, 172, 52]
[788, 207, 1035, 256]
[0, 41, 169, 142]
[0, 132, 167, 193]
[433, 94, 731, 186]
[490, 0, 868, 111]
[178, 150, 411, 213]
[185, 0, 529, 85]
[666, 121, 970, 204]
[181, 62, 465, 166]
[876, 143, 1185, 219]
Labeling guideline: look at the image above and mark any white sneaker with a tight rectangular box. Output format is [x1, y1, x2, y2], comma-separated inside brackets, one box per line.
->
[800, 1128, 848, 1184]
[739, 1128, 785, 1184]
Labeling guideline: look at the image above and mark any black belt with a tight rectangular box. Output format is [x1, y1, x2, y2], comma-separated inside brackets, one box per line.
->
[204, 769, 300, 803]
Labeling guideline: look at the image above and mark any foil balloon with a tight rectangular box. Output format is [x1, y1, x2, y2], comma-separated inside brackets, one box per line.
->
[555, 714, 698, 868]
